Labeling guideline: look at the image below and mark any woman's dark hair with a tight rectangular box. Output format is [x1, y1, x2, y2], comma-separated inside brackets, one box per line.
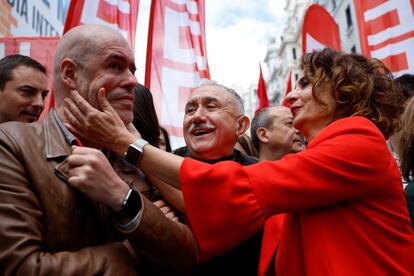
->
[394, 74, 414, 102]
[159, 126, 172, 152]
[236, 134, 259, 158]
[301, 48, 404, 138]
[397, 96, 414, 181]
[133, 84, 160, 147]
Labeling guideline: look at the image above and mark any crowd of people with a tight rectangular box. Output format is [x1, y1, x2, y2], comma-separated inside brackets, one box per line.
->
[0, 24, 413, 275]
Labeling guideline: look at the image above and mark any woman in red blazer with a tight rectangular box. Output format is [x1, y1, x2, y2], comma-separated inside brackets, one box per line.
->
[65, 48, 414, 275]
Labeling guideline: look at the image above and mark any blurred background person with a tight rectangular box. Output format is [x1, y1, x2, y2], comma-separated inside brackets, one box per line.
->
[132, 83, 160, 147]
[0, 54, 48, 123]
[396, 74, 414, 102]
[387, 74, 414, 187]
[159, 126, 172, 152]
[251, 106, 303, 161]
[397, 96, 414, 229]
[132, 83, 179, 218]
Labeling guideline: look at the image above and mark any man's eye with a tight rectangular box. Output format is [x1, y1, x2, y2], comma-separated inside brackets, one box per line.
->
[42, 91, 49, 100]
[20, 89, 34, 96]
[185, 107, 195, 114]
[109, 62, 121, 71]
[207, 105, 217, 109]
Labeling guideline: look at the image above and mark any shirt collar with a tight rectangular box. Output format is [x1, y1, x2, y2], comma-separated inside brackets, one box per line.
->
[52, 109, 83, 146]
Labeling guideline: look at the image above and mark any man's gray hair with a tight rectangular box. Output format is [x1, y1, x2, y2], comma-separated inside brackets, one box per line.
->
[198, 80, 245, 115]
[250, 107, 273, 151]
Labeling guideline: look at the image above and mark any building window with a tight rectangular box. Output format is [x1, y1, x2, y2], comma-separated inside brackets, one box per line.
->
[345, 5, 353, 29]
[292, 48, 297, 60]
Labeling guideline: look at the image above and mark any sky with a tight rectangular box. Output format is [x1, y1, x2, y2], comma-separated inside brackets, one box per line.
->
[135, 0, 287, 91]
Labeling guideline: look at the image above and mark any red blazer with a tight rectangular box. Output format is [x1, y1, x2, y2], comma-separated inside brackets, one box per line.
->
[181, 116, 414, 275]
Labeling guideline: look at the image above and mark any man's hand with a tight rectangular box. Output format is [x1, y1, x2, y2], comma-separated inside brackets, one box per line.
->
[63, 89, 138, 155]
[67, 146, 129, 211]
[154, 200, 179, 222]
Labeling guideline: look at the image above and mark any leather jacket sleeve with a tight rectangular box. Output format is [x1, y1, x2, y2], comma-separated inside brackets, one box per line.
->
[0, 139, 137, 276]
[120, 195, 199, 275]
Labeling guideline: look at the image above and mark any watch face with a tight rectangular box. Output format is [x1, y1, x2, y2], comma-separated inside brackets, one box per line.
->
[124, 139, 148, 166]
[113, 190, 142, 220]
[125, 144, 141, 166]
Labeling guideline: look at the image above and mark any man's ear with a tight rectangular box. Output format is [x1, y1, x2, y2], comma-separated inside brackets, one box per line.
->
[256, 127, 269, 143]
[236, 115, 250, 137]
[60, 58, 79, 89]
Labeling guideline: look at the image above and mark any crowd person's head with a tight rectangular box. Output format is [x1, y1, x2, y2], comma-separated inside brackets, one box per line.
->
[251, 106, 303, 160]
[286, 48, 403, 141]
[0, 54, 48, 123]
[234, 134, 258, 157]
[395, 74, 414, 103]
[54, 24, 137, 126]
[159, 126, 172, 152]
[183, 80, 250, 160]
[397, 96, 414, 182]
[132, 84, 160, 147]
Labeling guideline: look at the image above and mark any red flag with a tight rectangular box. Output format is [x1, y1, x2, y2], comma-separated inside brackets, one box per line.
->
[302, 4, 341, 53]
[145, 0, 210, 148]
[281, 71, 292, 108]
[353, 0, 414, 76]
[64, 0, 139, 50]
[255, 64, 269, 114]
[0, 37, 60, 120]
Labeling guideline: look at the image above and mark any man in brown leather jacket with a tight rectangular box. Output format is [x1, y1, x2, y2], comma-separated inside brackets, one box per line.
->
[0, 25, 198, 276]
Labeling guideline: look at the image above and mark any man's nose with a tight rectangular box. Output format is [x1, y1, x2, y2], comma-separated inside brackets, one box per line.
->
[122, 70, 138, 90]
[32, 93, 45, 110]
[191, 108, 208, 122]
[285, 89, 299, 105]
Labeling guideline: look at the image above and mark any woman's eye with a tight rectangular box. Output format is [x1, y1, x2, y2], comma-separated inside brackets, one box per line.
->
[298, 77, 310, 88]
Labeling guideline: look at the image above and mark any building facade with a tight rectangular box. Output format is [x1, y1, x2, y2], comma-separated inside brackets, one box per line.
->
[0, 0, 69, 38]
[263, 0, 361, 106]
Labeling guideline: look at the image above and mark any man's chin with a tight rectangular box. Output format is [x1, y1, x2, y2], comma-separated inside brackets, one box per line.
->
[115, 111, 133, 126]
[20, 114, 39, 123]
[189, 145, 222, 160]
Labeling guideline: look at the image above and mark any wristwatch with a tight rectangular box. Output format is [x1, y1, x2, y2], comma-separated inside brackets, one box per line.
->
[112, 187, 142, 220]
[124, 138, 149, 166]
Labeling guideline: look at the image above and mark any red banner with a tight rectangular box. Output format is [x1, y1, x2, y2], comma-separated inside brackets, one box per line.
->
[353, 0, 414, 76]
[281, 71, 292, 108]
[302, 4, 341, 53]
[145, 0, 210, 148]
[255, 64, 269, 114]
[0, 37, 60, 120]
[64, 0, 139, 50]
